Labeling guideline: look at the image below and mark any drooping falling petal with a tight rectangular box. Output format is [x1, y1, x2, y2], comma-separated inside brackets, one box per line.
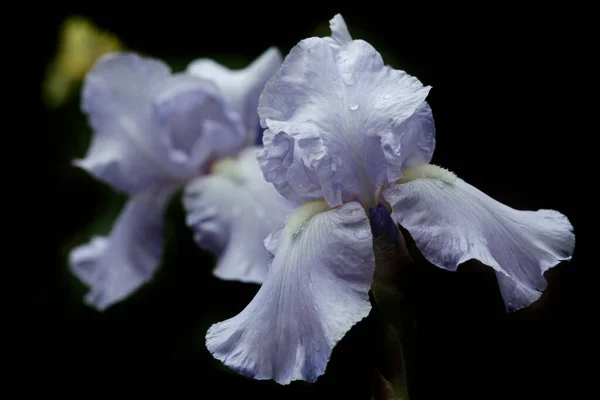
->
[205, 201, 375, 384]
[383, 164, 575, 311]
[258, 27, 434, 207]
[76, 52, 245, 195]
[183, 147, 295, 283]
[187, 47, 282, 140]
[69, 185, 177, 310]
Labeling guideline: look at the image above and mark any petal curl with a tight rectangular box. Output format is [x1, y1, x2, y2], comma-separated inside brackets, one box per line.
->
[258, 35, 432, 207]
[77, 52, 244, 194]
[326, 13, 352, 46]
[69, 185, 177, 310]
[187, 47, 282, 138]
[383, 164, 575, 311]
[183, 146, 295, 283]
[205, 201, 374, 384]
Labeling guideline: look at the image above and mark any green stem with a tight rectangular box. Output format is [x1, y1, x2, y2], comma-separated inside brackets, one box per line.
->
[371, 226, 416, 400]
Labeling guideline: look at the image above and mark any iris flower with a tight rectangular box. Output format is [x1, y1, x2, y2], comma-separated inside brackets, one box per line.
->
[69, 48, 294, 311]
[205, 14, 575, 384]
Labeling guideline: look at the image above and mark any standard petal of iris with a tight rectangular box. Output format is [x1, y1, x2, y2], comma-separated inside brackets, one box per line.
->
[205, 201, 374, 384]
[258, 36, 432, 207]
[69, 185, 177, 310]
[326, 13, 436, 167]
[187, 47, 282, 137]
[183, 147, 295, 283]
[77, 52, 245, 194]
[152, 73, 246, 171]
[383, 164, 575, 311]
[76, 52, 182, 194]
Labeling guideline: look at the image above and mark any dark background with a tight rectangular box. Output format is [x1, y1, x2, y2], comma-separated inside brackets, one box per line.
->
[35, 3, 595, 399]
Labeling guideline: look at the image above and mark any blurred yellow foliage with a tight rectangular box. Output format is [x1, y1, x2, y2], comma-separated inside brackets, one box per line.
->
[43, 16, 124, 108]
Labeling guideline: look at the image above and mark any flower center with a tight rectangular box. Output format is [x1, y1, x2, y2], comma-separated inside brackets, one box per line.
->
[210, 157, 246, 184]
[284, 200, 332, 237]
[396, 164, 456, 184]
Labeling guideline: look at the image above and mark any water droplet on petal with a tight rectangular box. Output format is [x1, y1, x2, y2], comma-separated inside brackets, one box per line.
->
[343, 72, 355, 85]
[349, 103, 359, 111]
[354, 227, 371, 240]
[383, 94, 392, 100]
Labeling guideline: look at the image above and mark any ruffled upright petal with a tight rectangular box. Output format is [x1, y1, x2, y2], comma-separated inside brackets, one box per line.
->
[383, 164, 575, 311]
[183, 147, 295, 283]
[205, 201, 374, 384]
[68, 185, 177, 310]
[76, 53, 177, 193]
[77, 52, 246, 194]
[258, 32, 432, 207]
[187, 47, 282, 138]
[151, 74, 246, 170]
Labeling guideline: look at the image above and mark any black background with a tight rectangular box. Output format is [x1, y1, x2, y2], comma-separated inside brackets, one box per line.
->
[34, 3, 595, 399]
